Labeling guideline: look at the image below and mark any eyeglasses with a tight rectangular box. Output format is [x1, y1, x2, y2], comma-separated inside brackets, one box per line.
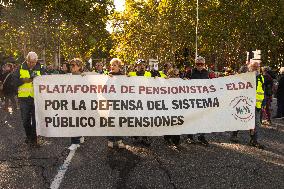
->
[196, 63, 204, 66]
[28, 60, 37, 64]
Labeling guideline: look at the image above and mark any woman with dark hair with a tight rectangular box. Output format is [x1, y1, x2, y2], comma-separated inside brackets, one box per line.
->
[60, 62, 71, 74]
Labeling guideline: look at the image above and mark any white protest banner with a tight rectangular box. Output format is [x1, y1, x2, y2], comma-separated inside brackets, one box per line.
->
[34, 72, 256, 137]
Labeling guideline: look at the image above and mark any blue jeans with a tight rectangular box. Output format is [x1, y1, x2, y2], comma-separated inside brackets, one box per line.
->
[19, 97, 37, 143]
[251, 108, 261, 141]
[71, 137, 81, 144]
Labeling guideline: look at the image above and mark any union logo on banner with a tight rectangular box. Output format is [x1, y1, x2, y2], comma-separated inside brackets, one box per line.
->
[229, 96, 254, 122]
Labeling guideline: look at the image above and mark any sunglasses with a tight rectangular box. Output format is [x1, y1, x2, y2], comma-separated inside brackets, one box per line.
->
[196, 63, 204, 66]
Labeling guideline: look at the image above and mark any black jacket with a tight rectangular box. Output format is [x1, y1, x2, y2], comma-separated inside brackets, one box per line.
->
[277, 74, 284, 101]
[263, 74, 273, 97]
[190, 68, 209, 79]
[2, 71, 18, 96]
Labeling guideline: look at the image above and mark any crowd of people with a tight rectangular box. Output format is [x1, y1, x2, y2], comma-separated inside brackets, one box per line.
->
[0, 51, 284, 150]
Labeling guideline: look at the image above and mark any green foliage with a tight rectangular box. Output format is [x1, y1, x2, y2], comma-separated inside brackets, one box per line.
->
[1, 0, 283, 69]
[111, 0, 284, 69]
[0, 0, 114, 64]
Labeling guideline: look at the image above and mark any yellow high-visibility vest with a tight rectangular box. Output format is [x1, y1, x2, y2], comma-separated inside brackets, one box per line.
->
[18, 66, 41, 98]
[128, 71, 152, 77]
[159, 71, 167, 78]
[128, 72, 137, 76]
[103, 70, 109, 75]
[256, 75, 264, 109]
[144, 71, 152, 77]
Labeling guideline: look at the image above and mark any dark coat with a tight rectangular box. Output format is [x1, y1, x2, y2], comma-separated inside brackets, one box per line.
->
[263, 74, 273, 97]
[2, 71, 18, 96]
[190, 68, 209, 79]
[150, 70, 161, 77]
[277, 74, 284, 101]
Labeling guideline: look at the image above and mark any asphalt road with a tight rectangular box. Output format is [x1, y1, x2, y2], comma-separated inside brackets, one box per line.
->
[0, 99, 283, 189]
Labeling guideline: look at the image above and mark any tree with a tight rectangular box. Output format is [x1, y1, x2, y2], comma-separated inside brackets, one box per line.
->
[111, 0, 284, 69]
[0, 0, 114, 65]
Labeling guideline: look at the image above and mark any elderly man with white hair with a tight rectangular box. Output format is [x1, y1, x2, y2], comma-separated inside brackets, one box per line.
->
[14, 51, 45, 147]
[248, 61, 265, 148]
[231, 60, 265, 149]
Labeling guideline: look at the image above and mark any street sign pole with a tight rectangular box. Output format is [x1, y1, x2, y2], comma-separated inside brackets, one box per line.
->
[196, 0, 199, 59]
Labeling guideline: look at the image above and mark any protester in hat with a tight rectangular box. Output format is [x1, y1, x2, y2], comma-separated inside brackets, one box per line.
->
[186, 56, 209, 146]
[107, 58, 127, 149]
[128, 59, 151, 77]
[68, 58, 85, 150]
[136, 60, 148, 76]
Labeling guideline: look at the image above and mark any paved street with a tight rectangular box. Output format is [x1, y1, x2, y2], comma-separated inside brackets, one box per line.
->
[0, 100, 283, 189]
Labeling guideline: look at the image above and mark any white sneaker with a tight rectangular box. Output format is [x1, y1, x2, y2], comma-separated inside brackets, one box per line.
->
[68, 144, 80, 151]
[168, 144, 178, 151]
[80, 137, 85, 144]
[117, 140, 126, 149]
[108, 141, 114, 148]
